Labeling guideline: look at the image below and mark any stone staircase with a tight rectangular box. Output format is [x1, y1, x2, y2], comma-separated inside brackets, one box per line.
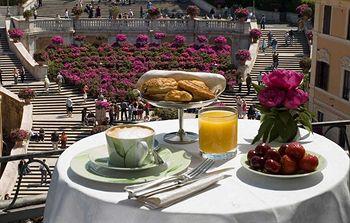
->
[219, 27, 310, 108]
[0, 28, 96, 197]
[37, 0, 190, 18]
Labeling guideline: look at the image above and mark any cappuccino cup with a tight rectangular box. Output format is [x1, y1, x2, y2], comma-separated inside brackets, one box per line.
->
[105, 125, 155, 168]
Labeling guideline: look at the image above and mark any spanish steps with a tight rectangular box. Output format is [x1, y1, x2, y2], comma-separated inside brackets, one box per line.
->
[218, 26, 310, 107]
[0, 25, 310, 198]
[0, 28, 95, 197]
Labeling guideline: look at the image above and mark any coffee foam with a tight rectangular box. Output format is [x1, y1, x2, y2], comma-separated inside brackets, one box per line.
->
[108, 126, 153, 139]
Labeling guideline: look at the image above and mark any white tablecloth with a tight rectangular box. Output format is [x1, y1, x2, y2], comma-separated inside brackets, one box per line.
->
[44, 119, 350, 223]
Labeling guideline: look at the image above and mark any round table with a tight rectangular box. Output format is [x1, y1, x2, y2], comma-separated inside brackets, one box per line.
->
[44, 119, 350, 223]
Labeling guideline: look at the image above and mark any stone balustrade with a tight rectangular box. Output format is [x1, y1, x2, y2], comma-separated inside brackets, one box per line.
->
[14, 18, 250, 35]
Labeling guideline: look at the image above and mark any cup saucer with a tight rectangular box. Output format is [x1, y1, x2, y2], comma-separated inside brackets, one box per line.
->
[70, 145, 192, 184]
[88, 144, 168, 172]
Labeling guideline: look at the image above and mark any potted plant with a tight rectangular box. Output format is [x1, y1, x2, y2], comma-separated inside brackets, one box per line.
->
[234, 8, 249, 22]
[235, 49, 251, 65]
[23, 9, 33, 21]
[18, 88, 36, 104]
[111, 6, 120, 19]
[51, 35, 64, 45]
[72, 5, 83, 19]
[33, 51, 47, 65]
[252, 69, 313, 144]
[186, 5, 200, 19]
[147, 7, 160, 19]
[249, 28, 262, 43]
[296, 4, 313, 20]
[299, 57, 312, 74]
[8, 28, 24, 42]
[10, 129, 29, 147]
[96, 100, 110, 125]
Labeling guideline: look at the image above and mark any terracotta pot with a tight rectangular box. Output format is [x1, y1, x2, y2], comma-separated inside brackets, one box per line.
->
[24, 98, 31, 104]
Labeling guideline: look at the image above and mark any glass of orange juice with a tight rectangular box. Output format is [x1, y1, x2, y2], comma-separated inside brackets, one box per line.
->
[198, 106, 238, 160]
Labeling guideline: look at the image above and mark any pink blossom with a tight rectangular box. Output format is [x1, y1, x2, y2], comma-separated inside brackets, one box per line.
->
[258, 87, 286, 108]
[262, 69, 304, 91]
[214, 36, 227, 45]
[283, 88, 309, 109]
[235, 49, 251, 61]
[51, 36, 64, 45]
[196, 35, 208, 43]
[116, 34, 127, 42]
[154, 32, 166, 40]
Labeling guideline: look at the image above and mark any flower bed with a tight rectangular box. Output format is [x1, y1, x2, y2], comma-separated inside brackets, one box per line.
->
[51, 36, 64, 45]
[8, 28, 24, 41]
[44, 35, 235, 101]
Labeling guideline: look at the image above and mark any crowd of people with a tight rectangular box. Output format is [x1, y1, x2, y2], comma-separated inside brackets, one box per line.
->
[29, 128, 68, 150]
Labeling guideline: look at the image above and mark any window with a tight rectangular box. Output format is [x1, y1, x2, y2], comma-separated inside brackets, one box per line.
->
[347, 9, 350, 40]
[323, 5, 332, 35]
[343, 70, 350, 100]
[315, 61, 329, 90]
[317, 111, 324, 122]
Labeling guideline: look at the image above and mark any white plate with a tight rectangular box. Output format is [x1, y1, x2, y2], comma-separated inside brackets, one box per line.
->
[240, 151, 327, 178]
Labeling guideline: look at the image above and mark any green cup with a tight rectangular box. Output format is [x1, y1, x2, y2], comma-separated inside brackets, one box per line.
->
[105, 125, 155, 168]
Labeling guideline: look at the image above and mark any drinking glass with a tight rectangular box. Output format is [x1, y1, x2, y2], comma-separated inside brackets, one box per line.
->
[198, 106, 238, 160]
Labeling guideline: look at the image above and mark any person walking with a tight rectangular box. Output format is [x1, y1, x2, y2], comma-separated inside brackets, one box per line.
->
[236, 96, 243, 119]
[257, 71, 263, 85]
[248, 105, 256, 120]
[20, 66, 25, 83]
[144, 102, 150, 121]
[246, 74, 252, 95]
[0, 67, 3, 85]
[95, 6, 101, 18]
[209, 8, 215, 19]
[284, 32, 289, 46]
[121, 101, 128, 121]
[260, 15, 266, 29]
[267, 31, 273, 47]
[51, 131, 59, 150]
[64, 9, 69, 18]
[289, 29, 294, 46]
[39, 160, 47, 185]
[132, 102, 138, 121]
[114, 103, 120, 121]
[81, 107, 88, 126]
[137, 102, 144, 120]
[146, 0, 152, 10]
[242, 100, 247, 119]
[272, 52, 279, 69]
[44, 75, 50, 94]
[38, 0, 42, 7]
[66, 97, 73, 117]
[60, 131, 68, 149]
[34, 9, 38, 19]
[56, 72, 64, 93]
[13, 68, 19, 84]
[109, 105, 114, 125]
[237, 75, 242, 92]
[271, 38, 278, 53]
[18, 160, 31, 175]
[39, 128, 45, 141]
[261, 38, 267, 54]
[128, 103, 134, 121]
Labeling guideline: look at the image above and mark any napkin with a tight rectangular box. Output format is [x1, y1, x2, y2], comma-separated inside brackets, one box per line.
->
[137, 174, 226, 209]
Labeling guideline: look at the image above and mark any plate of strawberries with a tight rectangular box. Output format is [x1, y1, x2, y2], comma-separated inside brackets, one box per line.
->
[241, 142, 327, 178]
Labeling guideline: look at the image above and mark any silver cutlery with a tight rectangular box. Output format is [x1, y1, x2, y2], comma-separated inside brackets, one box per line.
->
[125, 158, 215, 198]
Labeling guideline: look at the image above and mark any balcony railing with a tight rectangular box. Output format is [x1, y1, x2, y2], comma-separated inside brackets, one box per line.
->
[12, 18, 250, 35]
[0, 120, 348, 221]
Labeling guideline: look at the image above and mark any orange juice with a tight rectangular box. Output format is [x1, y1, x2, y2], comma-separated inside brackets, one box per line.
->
[199, 110, 238, 155]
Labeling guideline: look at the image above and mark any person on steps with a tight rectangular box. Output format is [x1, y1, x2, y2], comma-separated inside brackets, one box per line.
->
[44, 75, 50, 94]
[20, 66, 25, 83]
[56, 72, 64, 93]
[51, 131, 60, 150]
[82, 107, 88, 126]
[246, 74, 252, 95]
[66, 97, 74, 118]
[39, 128, 45, 141]
[260, 15, 266, 29]
[13, 68, 19, 84]
[39, 160, 47, 185]
[60, 131, 68, 149]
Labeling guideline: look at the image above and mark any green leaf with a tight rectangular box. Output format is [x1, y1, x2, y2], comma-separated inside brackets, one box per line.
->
[279, 111, 292, 125]
[299, 112, 313, 132]
[252, 117, 274, 144]
[252, 83, 264, 93]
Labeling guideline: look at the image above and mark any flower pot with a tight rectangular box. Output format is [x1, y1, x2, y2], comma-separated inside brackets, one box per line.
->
[252, 37, 258, 43]
[15, 140, 23, 147]
[24, 98, 31, 104]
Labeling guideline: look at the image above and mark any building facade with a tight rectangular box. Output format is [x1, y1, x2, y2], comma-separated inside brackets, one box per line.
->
[310, 0, 350, 147]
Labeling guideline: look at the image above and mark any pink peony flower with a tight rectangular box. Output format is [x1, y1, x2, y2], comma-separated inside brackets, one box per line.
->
[284, 88, 309, 109]
[8, 28, 24, 39]
[262, 69, 304, 91]
[51, 36, 64, 45]
[258, 87, 286, 108]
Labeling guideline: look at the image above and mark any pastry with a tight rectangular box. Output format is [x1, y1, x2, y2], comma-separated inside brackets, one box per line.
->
[189, 80, 210, 90]
[178, 80, 215, 101]
[164, 90, 193, 102]
[141, 78, 178, 95]
[148, 93, 166, 101]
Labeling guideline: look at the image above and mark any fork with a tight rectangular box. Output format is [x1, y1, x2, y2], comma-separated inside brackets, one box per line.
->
[126, 158, 215, 198]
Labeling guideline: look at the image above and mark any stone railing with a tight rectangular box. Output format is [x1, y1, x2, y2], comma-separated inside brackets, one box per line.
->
[0, 87, 33, 200]
[6, 20, 48, 80]
[14, 18, 250, 35]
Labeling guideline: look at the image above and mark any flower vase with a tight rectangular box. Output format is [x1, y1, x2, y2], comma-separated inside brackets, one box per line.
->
[15, 140, 23, 147]
[24, 99, 31, 104]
